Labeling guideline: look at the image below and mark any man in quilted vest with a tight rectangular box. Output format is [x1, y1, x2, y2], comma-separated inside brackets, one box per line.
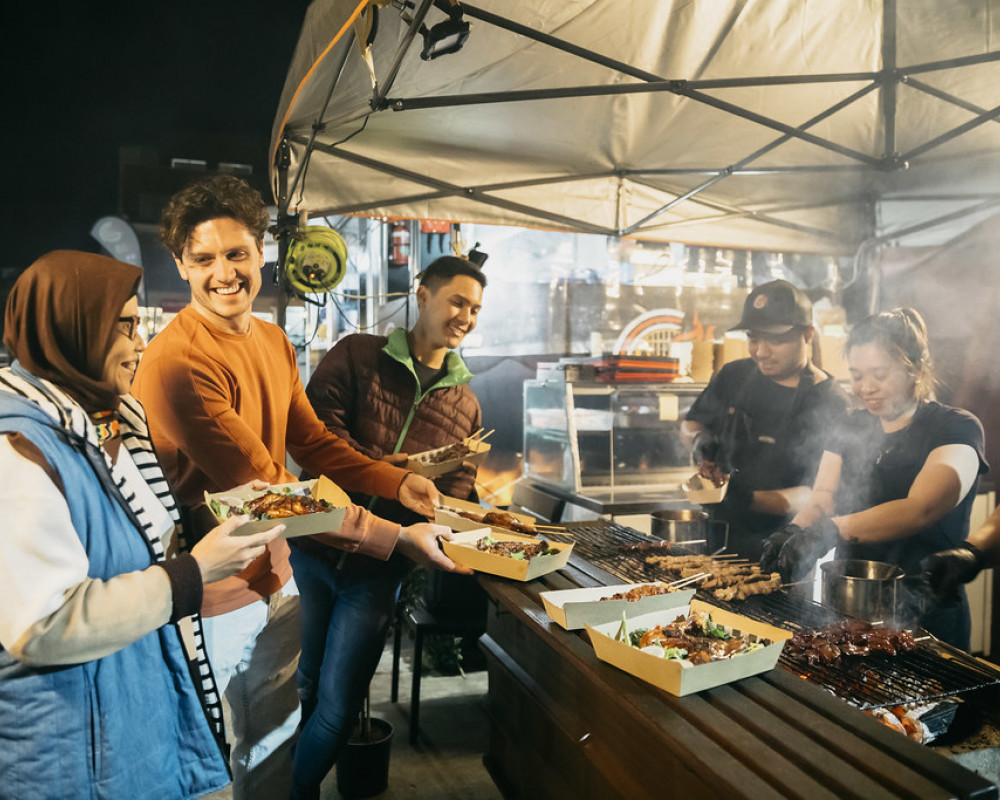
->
[291, 255, 487, 799]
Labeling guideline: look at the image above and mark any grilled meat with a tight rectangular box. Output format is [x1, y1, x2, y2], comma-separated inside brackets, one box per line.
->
[424, 442, 474, 463]
[601, 583, 677, 602]
[241, 491, 332, 519]
[787, 621, 917, 665]
[475, 536, 557, 559]
[450, 507, 537, 535]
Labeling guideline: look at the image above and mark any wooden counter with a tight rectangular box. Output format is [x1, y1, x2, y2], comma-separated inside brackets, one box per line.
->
[479, 560, 998, 800]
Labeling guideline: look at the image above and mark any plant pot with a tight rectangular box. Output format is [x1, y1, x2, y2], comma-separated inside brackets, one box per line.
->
[335, 717, 394, 799]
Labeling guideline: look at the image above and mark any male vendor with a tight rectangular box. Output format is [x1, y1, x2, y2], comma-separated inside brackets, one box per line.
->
[680, 280, 850, 560]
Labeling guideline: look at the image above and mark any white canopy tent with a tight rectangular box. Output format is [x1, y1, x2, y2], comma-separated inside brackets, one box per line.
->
[269, 0, 1000, 256]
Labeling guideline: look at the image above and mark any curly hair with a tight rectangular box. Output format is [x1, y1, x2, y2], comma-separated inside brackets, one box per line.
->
[846, 307, 935, 400]
[160, 175, 270, 257]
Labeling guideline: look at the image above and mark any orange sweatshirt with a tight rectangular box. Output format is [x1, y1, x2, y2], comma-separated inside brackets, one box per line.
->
[133, 306, 407, 615]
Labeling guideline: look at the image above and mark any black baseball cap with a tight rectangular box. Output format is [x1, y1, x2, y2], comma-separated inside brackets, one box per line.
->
[729, 279, 813, 335]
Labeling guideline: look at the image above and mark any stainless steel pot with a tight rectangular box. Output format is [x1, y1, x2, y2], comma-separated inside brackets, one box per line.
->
[820, 559, 903, 623]
[651, 509, 727, 553]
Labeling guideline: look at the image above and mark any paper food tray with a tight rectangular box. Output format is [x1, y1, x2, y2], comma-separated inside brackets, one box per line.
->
[407, 437, 490, 478]
[540, 583, 696, 630]
[682, 472, 729, 504]
[440, 529, 573, 581]
[204, 476, 348, 538]
[435, 496, 537, 536]
[586, 599, 791, 696]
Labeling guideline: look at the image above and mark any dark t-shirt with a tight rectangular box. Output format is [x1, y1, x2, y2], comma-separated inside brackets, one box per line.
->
[827, 402, 988, 576]
[412, 359, 448, 393]
[685, 358, 851, 558]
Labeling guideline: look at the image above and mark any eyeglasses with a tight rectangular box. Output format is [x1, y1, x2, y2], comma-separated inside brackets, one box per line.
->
[117, 315, 142, 339]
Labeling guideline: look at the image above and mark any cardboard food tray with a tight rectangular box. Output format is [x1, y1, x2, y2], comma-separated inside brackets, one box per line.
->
[682, 471, 729, 504]
[540, 583, 696, 631]
[407, 437, 491, 478]
[435, 495, 537, 536]
[586, 598, 791, 696]
[204, 476, 348, 538]
[440, 529, 574, 581]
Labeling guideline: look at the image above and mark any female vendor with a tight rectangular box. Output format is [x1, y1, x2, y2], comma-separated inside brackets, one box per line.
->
[761, 308, 987, 649]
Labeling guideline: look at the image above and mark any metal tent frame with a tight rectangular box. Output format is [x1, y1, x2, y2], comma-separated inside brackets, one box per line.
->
[272, 0, 1000, 254]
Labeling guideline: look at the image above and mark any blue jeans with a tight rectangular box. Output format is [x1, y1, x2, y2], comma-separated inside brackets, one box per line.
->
[288, 545, 407, 800]
[201, 579, 301, 800]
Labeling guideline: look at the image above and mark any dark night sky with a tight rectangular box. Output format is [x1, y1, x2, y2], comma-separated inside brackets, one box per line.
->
[4, 1, 311, 270]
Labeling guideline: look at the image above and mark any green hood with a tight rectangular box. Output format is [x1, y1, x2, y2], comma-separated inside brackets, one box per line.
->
[382, 327, 474, 393]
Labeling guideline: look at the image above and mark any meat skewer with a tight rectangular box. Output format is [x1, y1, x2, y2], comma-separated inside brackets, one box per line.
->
[640, 553, 785, 602]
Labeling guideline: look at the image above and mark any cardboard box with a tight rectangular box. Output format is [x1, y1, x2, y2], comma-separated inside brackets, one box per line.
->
[586, 599, 792, 696]
[435, 495, 537, 536]
[407, 437, 490, 478]
[440, 529, 574, 581]
[540, 583, 696, 630]
[682, 471, 728, 504]
[204, 476, 348, 539]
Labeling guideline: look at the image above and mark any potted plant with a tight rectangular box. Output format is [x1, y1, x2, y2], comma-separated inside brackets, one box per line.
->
[335, 688, 394, 799]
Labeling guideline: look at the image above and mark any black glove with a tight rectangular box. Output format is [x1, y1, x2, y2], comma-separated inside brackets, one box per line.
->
[691, 430, 720, 466]
[759, 524, 803, 574]
[921, 542, 988, 602]
[776, 518, 842, 582]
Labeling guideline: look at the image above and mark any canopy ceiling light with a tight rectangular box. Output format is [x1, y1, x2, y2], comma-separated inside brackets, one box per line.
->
[419, 6, 470, 60]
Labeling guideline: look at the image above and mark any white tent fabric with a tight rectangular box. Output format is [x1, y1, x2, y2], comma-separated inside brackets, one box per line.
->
[270, 0, 1000, 254]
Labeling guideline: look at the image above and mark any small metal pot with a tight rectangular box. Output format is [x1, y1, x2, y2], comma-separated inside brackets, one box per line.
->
[820, 559, 904, 624]
[651, 509, 727, 553]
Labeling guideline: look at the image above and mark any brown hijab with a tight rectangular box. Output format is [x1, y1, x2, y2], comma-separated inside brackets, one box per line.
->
[4, 250, 142, 414]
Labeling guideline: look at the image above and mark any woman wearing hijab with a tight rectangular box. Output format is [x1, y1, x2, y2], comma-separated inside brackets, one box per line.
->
[0, 251, 282, 799]
[761, 308, 987, 649]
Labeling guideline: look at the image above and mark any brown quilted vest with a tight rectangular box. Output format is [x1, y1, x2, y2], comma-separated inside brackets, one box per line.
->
[305, 329, 481, 524]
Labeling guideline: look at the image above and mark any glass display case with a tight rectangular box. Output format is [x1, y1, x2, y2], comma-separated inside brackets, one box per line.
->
[523, 379, 705, 493]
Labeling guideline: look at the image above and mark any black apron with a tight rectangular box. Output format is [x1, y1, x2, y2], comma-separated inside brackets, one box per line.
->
[712, 366, 816, 560]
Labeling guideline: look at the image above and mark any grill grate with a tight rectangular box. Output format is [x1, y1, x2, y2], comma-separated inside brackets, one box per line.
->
[555, 520, 1000, 709]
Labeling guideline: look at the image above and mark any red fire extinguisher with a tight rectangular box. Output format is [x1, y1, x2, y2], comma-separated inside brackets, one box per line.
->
[389, 221, 410, 267]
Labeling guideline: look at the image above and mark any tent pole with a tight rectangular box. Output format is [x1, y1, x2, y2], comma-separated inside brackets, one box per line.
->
[880, 0, 898, 161]
[306, 141, 615, 236]
[623, 83, 879, 234]
[900, 103, 1000, 162]
[906, 77, 1000, 123]
[372, 0, 434, 108]
[282, 29, 358, 219]
[872, 197, 1000, 245]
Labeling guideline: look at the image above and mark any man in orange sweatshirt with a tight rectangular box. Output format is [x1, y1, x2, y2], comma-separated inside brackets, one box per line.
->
[132, 175, 463, 799]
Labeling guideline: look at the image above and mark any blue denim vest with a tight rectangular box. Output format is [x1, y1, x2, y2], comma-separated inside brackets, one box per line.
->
[0, 391, 229, 799]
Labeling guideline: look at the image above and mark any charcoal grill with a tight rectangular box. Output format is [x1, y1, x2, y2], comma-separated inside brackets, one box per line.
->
[554, 520, 1000, 710]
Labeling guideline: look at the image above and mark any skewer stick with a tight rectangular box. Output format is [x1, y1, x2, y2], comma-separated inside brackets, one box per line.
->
[470, 428, 495, 444]
[778, 579, 814, 589]
[670, 572, 710, 589]
[535, 524, 566, 532]
[469, 427, 484, 440]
